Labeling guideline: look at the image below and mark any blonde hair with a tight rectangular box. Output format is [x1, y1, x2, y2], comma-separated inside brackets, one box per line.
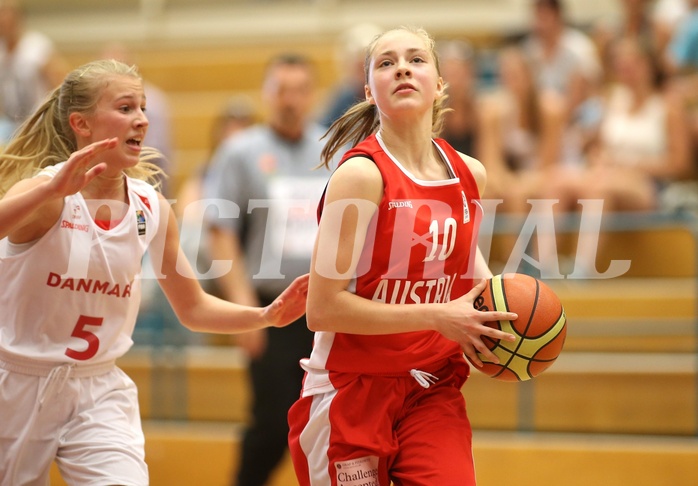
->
[0, 59, 164, 197]
[319, 26, 450, 168]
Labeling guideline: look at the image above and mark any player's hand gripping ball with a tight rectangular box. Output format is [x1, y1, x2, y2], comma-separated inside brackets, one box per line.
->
[470, 273, 567, 381]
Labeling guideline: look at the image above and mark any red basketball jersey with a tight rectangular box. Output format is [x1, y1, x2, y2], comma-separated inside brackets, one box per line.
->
[301, 133, 482, 395]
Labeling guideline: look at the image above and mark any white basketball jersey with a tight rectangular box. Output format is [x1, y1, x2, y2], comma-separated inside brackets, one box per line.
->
[0, 165, 161, 363]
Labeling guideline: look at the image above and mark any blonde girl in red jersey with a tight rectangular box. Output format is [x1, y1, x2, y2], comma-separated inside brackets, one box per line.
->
[0, 59, 307, 486]
[287, 26, 517, 486]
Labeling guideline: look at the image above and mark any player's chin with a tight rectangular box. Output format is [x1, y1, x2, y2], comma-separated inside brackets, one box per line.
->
[121, 150, 141, 168]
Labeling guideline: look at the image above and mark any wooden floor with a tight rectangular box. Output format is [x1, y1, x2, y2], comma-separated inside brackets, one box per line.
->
[473, 431, 698, 486]
[50, 423, 698, 486]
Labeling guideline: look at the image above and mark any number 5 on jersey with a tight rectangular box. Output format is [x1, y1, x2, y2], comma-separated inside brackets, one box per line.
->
[65, 315, 104, 360]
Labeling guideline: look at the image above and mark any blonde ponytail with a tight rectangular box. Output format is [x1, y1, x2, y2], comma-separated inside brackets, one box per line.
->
[0, 88, 73, 196]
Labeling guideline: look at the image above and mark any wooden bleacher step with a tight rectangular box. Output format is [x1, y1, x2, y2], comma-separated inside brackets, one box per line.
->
[118, 344, 698, 436]
[563, 317, 697, 353]
[545, 277, 696, 319]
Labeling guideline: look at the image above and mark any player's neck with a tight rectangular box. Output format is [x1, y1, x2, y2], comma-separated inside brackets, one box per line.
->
[82, 173, 127, 202]
[378, 126, 435, 172]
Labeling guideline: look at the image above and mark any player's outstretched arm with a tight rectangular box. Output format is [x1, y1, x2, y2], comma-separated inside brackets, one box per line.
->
[154, 195, 308, 334]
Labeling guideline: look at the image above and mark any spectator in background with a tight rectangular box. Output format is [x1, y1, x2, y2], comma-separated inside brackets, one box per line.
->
[652, 0, 690, 61]
[318, 22, 382, 128]
[522, 0, 602, 105]
[661, 0, 698, 211]
[520, 0, 603, 168]
[0, 0, 68, 143]
[478, 45, 544, 206]
[203, 53, 331, 486]
[541, 37, 693, 275]
[581, 38, 691, 208]
[664, 0, 698, 93]
[436, 39, 480, 156]
[592, 0, 659, 83]
[477, 45, 553, 272]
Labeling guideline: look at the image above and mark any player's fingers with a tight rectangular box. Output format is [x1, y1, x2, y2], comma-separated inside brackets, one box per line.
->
[486, 328, 517, 342]
[88, 137, 119, 152]
[74, 138, 117, 160]
[479, 312, 518, 343]
[84, 162, 108, 181]
[464, 278, 488, 300]
[475, 341, 501, 365]
[482, 310, 518, 322]
[77, 138, 118, 162]
[275, 280, 308, 317]
[462, 345, 483, 368]
[292, 273, 310, 294]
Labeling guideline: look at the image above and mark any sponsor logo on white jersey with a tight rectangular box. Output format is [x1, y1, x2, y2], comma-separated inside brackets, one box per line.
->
[60, 220, 89, 232]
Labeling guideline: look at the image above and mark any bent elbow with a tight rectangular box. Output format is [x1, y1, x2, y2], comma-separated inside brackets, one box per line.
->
[306, 302, 333, 332]
[306, 307, 323, 332]
[174, 310, 197, 332]
[169, 299, 203, 332]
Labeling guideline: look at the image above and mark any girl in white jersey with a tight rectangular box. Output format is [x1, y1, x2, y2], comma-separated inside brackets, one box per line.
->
[0, 59, 308, 486]
[287, 27, 517, 486]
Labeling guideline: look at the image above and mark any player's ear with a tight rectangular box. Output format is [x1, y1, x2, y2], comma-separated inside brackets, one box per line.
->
[436, 76, 445, 97]
[365, 84, 375, 105]
[69, 112, 91, 138]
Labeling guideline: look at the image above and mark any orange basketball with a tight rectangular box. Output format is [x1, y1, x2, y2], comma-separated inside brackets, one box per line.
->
[470, 273, 567, 381]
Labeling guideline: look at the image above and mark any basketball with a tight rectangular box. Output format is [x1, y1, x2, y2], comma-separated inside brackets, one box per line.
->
[470, 273, 567, 381]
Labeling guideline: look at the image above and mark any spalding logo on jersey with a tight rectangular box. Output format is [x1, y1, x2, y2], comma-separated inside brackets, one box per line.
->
[461, 191, 470, 224]
[136, 210, 146, 236]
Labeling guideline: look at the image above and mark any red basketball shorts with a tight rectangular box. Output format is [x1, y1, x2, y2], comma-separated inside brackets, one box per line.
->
[288, 357, 475, 486]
